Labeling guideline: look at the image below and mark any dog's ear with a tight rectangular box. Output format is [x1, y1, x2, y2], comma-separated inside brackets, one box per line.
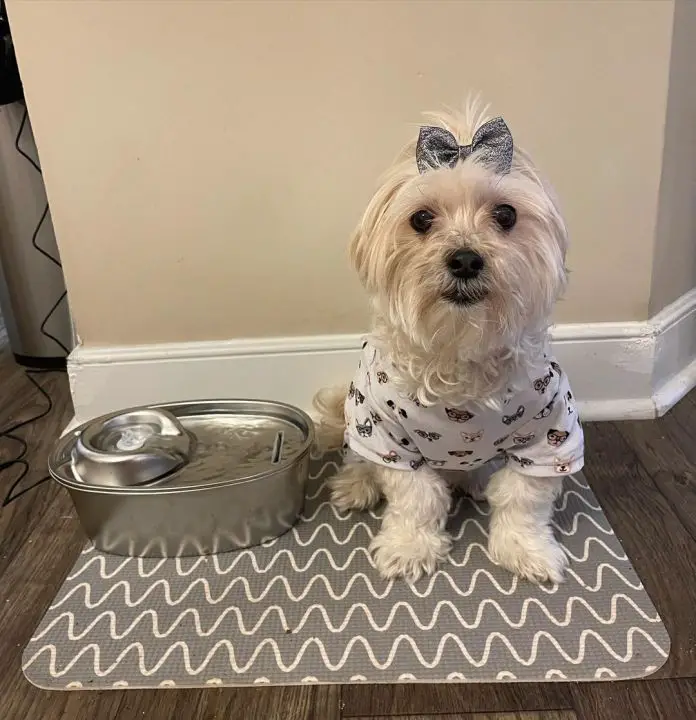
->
[349, 165, 409, 290]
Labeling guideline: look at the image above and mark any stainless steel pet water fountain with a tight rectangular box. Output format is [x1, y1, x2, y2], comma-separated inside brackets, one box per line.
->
[49, 400, 314, 557]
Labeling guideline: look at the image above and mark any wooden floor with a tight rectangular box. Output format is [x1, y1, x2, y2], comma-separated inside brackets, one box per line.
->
[1, 348, 696, 720]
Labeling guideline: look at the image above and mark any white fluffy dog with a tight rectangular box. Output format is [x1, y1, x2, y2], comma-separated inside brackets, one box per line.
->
[315, 100, 584, 584]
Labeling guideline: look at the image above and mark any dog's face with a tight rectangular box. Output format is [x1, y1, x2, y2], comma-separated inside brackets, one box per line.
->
[350, 108, 568, 352]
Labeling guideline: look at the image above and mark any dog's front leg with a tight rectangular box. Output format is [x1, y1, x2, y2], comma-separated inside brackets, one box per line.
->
[487, 466, 567, 584]
[370, 464, 452, 582]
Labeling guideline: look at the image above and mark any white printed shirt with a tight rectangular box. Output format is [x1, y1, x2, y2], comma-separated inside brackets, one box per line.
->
[344, 341, 584, 477]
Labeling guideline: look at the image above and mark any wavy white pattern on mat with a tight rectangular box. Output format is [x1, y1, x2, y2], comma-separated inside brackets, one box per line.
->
[66, 535, 627, 582]
[50, 567, 563, 608]
[33, 594, 661, 642]
[23, 453, 670, 687]
[24, 627, 668, 678]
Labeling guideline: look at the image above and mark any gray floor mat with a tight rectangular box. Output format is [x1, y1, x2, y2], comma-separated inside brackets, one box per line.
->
[23, 451, 669, 689]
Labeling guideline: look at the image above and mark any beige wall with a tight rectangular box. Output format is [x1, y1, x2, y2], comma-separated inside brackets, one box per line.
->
[650, 0, 696, 315]
[7, 1, 676, 346]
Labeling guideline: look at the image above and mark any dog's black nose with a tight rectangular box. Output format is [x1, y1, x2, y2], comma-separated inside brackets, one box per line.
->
[447, 249, 484, 279]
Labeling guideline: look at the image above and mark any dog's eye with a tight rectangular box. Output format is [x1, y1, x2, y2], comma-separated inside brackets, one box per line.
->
[409, 209, 435, 234]
[493, 204, 517, 231]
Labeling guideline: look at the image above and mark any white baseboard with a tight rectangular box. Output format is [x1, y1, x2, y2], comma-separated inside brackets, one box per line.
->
[68, 289, 696, 424]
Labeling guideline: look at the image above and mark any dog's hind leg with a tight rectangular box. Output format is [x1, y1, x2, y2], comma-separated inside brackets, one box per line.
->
[312, 385, 348, 452]
[329, 461, 381, 512]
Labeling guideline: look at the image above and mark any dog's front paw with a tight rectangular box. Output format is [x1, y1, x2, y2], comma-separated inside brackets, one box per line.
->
[329, 464, 380, 512]
[370, 527, 451, 582]
[488, 528, 568, 584]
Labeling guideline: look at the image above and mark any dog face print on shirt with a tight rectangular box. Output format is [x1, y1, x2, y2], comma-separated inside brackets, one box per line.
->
[381, 450, 401, 464]
[547, 428, 569, 447]
[533, 368, 554, 394]
[512, 432, 535, 446]
[502, 405, 525, 425]
[460, 430, 484, 443]
[534, 393, 557, 420]
[445, 407, 475, 423]
[389, 432, 413, 448]
[555, 458, 573, 473]
[356, 418, 372, 437]
[414, 429, 441, 442]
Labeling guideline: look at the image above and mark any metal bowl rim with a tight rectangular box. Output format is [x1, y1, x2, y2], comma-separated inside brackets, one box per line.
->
[49, 398, 315, 494]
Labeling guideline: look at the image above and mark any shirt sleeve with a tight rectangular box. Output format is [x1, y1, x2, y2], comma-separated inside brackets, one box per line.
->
[501, 376, 585, 478]
[344, 349, 424, 472]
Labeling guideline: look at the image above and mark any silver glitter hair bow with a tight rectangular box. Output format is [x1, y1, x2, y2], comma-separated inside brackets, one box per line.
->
[416, 117, 513, 175]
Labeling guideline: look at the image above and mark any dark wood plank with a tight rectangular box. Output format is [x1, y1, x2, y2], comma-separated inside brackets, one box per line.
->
[0, 499, 86, 718]
[616, 405, 696, 541]
[9, 677, 340, 720]
[0, 480, 76, 580]
[570, 678, 696, 720]
[0, 680, 69, 720]
[0, 491, 82, 668]
[0, 366, 74, 579]
[107, 686, 341, 720]
[676, 386, 696, 413]
[0, 353, 65, 438]
[340, 683, 572, 717]
[114, 689, 208, 720]
[60, 690, 127, 720]
[349, 713, 576, 720]
[0, 347, 37, 417]
[12, 686, 340, 720]
[195, 686, 341, 720]
[0, 353, 81, 719]
[579, 422, 696, 677]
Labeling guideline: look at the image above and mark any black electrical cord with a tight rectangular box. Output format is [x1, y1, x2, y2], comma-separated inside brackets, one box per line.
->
[0, 102, 69, 507]
[0, 369, 54, 506]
